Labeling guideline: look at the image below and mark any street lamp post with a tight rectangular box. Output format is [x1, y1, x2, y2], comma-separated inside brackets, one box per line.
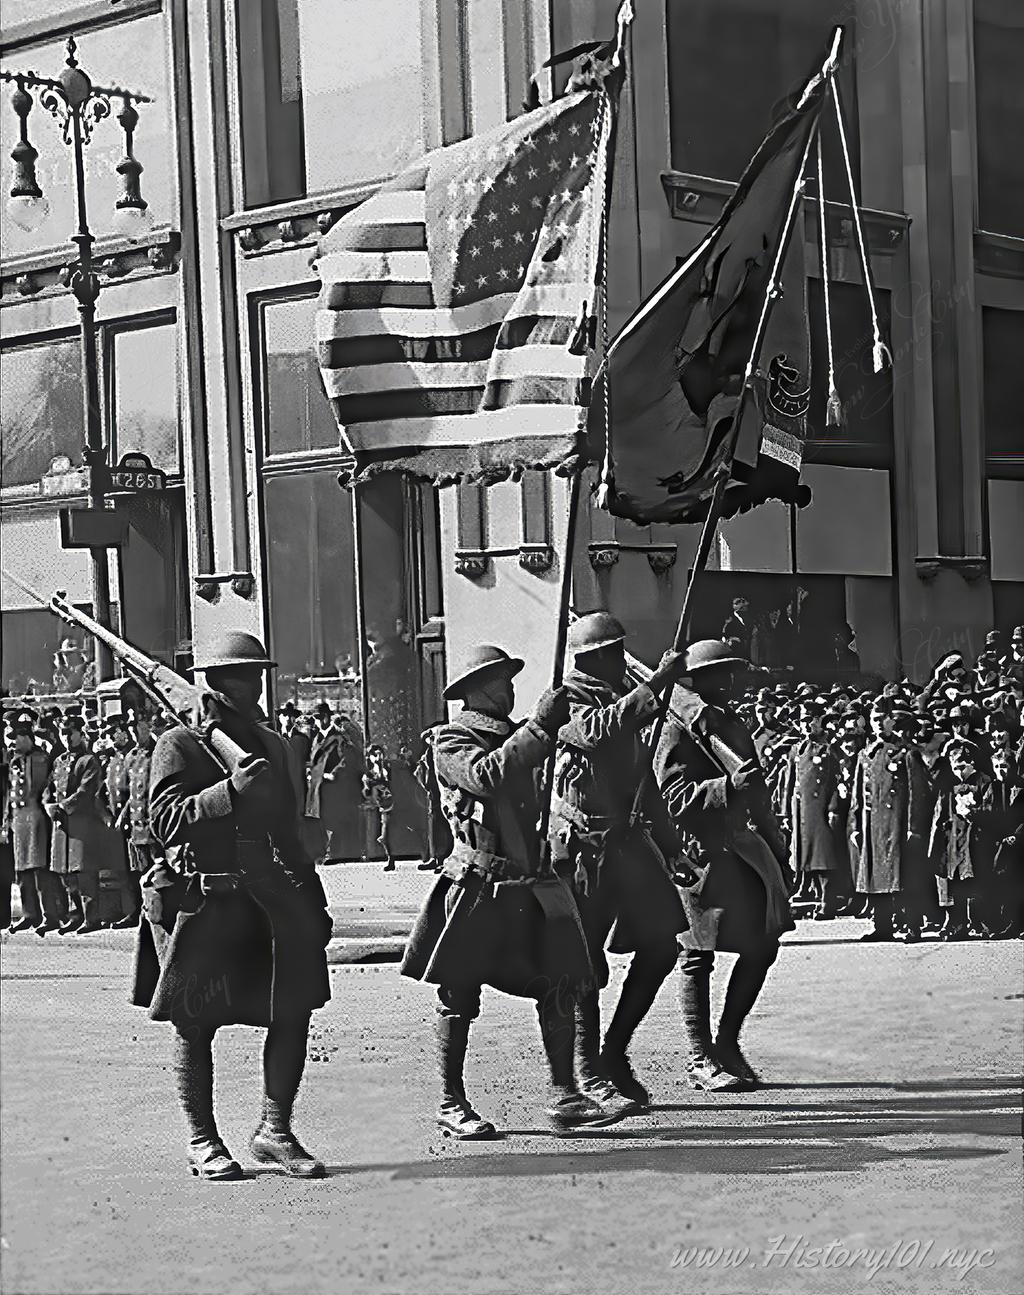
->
[2, 36, 154, 683]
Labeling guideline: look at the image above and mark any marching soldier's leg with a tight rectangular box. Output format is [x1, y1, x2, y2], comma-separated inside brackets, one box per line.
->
[714, 943, 780, 1088]
[679, 950, 743, 1091]
[601, 935, 678, 1108]
[435, 986, 498, 1140]
[539, 988, 632, 1130]
[174, 1024, 242, 1181]
[251, 1011, 325, 1178]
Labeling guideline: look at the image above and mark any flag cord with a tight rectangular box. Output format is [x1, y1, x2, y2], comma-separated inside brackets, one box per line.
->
[594, 89, 615, 509]
[830, 78, 890, 373]
[817, 132, 843, 426]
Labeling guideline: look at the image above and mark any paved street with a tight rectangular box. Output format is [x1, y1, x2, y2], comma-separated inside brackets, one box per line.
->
[1, 912, 1021, 1295]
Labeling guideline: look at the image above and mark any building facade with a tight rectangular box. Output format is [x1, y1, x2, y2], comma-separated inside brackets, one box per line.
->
[2, 0, 1022, 856]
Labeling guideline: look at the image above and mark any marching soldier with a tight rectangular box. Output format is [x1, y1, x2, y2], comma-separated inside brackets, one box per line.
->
[132, 631, 333, 1181]
[5, 712, 60, 935]
[402, 645, 608, 1136]
[550, 612, 693, 1112]
[43, 712, 107, 934]
[654, 641, 794, 1092]
[779, 701, 842, 919]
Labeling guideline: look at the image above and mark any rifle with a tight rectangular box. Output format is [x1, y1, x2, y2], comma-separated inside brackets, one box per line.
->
[2, 568, 246, 776]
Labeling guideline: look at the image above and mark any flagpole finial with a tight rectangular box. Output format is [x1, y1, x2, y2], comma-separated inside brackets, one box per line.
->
[612, 0, 635, 68]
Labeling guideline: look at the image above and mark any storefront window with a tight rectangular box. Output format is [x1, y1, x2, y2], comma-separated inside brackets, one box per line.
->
[262, 295, 339, 455]
[110, 320, 181, 474]
[237, 0, 427, 207]
[0, 337, 84, 487]
[982, 306, 1024, 472]
[975, 0, 1024, 235]
[0, 14, 174, 259]
[667, 0, 859, 192]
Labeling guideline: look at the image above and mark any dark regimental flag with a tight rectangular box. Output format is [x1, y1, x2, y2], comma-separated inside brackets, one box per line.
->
[313, 77, 617, 485]
[590, 36, 840, 525]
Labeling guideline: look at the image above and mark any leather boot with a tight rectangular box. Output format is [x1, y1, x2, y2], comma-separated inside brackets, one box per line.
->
[435, 1014, 497, 1139]
[175, 1029, 242, 1181]
[680, 954, 743, 1092]
[250, 1101, 326, 1178]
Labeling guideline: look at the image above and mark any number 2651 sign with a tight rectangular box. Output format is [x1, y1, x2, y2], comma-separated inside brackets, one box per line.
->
[108, 452, 167, 493]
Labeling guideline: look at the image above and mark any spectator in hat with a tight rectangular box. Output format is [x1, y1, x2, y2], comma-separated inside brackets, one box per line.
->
[928, 739, 992, 939]
[4, 712, 62, 935]
[780, 701, 843, 918]
[42, 712, 107, 934]
[979, 743, 1024, 939]
[52, 638, 89, 693]
[721, 596, 755, 660]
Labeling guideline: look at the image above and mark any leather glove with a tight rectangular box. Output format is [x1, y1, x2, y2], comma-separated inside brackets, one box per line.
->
[648, 648, 690, 694]
[229, 753, 270, 798]
[532, 686, 571, 736]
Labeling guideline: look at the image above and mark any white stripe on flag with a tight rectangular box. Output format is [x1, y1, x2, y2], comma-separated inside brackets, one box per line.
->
[315, 295, 518, 341]
[340, 403, 584, 450]
[316, 249, 431, 283]
[320, 345, 586, 397]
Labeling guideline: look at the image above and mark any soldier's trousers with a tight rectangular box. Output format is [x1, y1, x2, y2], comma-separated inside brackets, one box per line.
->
[17, 868, 63, 927]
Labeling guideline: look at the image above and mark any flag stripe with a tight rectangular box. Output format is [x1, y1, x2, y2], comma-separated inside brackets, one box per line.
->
[339, 224, 428, 252]
[316, 250, 431, 283]
[316, 316, 576, 371]
[330, 376, 581, 426]
[321, 345, 587, 397]
[340, 403, 586, 451]
[321, 282, 435, 310]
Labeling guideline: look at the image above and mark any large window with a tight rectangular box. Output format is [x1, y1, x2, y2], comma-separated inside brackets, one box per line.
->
[666, 0, 859, 192]
[982, 307, 1024, 474]
[974, 0, 1024, 236]
[0, 13, 173, 259]
[237, 0, 428, 207]
[0, 335, 84, 487]
[109, 319, 181, 473]
[260, 294, 339, 455]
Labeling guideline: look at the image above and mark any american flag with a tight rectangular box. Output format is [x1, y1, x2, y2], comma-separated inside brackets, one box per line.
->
[313, 86, 613, 485]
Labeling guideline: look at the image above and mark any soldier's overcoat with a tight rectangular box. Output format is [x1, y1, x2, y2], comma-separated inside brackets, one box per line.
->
[548, 669, 687, 982]
[131, 702, 332, 1028]
[654, 693, 793, 955]
[7, 747, 51, 872]
[401, 707, 592, 996]
[780, 738, 842, 875]
[850, 739, 929, 894]
[43, 749, 106, 875]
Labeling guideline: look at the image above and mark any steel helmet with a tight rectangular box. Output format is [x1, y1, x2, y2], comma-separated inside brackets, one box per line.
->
[568, 611, 627, 656]
[191, 631, 276, 672]
[443, 645, 524, 701]
[684, 639, 749, 673]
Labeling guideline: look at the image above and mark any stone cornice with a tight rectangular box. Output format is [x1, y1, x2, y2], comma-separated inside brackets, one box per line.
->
[0, 227, 181, 309]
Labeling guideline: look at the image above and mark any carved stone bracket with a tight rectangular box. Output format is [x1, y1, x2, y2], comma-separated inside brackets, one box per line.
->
[646, 547, 677, 575]
[237, 227, 263, 253]
[1, 228, 182, 307]
[455, 550, 490, 579]
[518, 543, 554, 573]
[193, 571, 257, 603]
[588, 543, 620, 570]
[915, 556, 990, 583]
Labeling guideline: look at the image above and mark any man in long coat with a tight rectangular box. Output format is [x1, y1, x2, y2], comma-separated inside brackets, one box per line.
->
[779, 701, 842, 918]
[655, 641, 794, 1092]
[402, 645, 611, 1136]
[927, 738, 992, 939]
[5, 712, 60, 934]
[849, 699, 929, 941]
[550, 612, 692, 1111]
[102, 712, 144, 928]
[43, 712, 106, 934]
[132, 631, 332, 1182]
